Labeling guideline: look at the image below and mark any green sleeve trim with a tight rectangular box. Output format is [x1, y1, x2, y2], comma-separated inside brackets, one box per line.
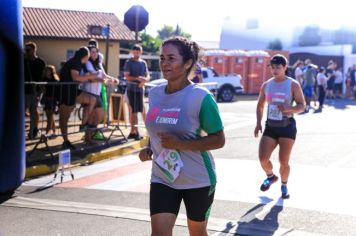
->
[199, 94, 223, 134]
[201, 151, 216, 186]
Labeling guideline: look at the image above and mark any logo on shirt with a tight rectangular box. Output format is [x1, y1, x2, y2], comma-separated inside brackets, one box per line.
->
[266, 92, 287, 103]
[147, 107, 180, 125]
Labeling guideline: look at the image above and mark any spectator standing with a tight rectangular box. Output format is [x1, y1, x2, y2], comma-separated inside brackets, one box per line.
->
[294, 61, 304, 86]
[326, 60, 336, 100]
[124, 44, 150, 140]
[345, 66, 352, 99]
[88, 39, 110, 124]
[42, 65, 59, 137]
[24, 42, 46, 139]
[80, 45, 118, 144]
[316, 67, 327, 112]
[303, 65, 316, 112]
[58, 47, 101, 150]
[350, 65, 356, 99]
[334, 68, 343, 98]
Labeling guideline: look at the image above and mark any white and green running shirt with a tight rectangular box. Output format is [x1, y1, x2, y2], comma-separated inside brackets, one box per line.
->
[146, 83, 223, 189]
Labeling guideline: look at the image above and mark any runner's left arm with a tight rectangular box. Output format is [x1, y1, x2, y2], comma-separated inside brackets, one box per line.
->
[278, 81, 306, 113]
[159, 94, 225, 151]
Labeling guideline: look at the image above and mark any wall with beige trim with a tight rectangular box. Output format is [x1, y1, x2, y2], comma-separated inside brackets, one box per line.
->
[24, 38, 120, 77]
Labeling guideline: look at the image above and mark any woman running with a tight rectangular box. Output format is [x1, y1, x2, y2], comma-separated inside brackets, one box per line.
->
[254, 54, 305, 199]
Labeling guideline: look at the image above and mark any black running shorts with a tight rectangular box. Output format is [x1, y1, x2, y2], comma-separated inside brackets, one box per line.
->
[58, 84, 80, 106]
[150, 183, 215, 222]
[263, 118, 297, 140]
[127, 89, 143, 113]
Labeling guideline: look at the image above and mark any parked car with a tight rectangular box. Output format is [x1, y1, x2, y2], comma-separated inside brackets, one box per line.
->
[144, 67, 244, 102]
[202, 67, 244, 102]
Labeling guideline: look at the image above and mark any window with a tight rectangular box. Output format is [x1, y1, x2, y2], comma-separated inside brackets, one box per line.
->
[66, 49, 75, 60]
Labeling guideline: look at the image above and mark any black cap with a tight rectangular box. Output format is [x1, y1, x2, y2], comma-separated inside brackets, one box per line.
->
[269, 54, 288, 66]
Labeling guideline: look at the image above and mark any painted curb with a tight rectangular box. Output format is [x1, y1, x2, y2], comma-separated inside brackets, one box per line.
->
[25, 136, 149, 179]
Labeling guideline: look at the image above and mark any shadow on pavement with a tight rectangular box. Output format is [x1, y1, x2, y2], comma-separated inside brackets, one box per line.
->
[219, 197, 285, 236]
[324, 98, 356, 110]
[0, 191, 16, 204]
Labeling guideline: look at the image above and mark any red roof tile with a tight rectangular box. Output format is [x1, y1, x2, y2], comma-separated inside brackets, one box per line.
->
[23, 7, 135, 41]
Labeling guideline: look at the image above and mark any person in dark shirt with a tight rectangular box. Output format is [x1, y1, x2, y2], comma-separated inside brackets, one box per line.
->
[124, 44, 150, 140]
[58, 47, 102, 150]
[24, 42, 46, 139]
[326, 60, 336, 99]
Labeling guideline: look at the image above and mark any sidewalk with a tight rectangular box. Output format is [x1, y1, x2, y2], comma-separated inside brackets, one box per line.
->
[25, 123, 148, 179]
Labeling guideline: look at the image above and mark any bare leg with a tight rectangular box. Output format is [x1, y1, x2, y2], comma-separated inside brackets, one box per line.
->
[151, 213, 176, 236]
[76, 93, 96, 125]
[127, 103, 135, 134]
[85, 107, 104, 144]
[45, 110, 55, 134]
[29, 95, 39, 137]
[59, 104, 74, 142]
[278, 138, 295, 183]
[141, 100, 146, 122]
[187, 219, 209, 236]
[132, 113, 139, 134]
[259, 136, 278, 176]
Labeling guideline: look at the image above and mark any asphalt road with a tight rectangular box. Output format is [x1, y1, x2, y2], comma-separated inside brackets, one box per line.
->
[1, 97, 356, 236]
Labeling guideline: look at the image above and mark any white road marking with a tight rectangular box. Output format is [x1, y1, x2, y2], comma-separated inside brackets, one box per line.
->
[23, 155, 356, 217]
[3, 196, 322, 236]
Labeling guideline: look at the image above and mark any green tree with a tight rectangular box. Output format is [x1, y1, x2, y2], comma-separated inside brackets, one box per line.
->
[139, 32, 161, 54]
[267, 38, 283, 50]
[173, 25, 191, 39]
[157, 24, 191, 40]
[120, 32, 161, 54]
[157, 25, 174, 40]
[298, 25, 322, 46]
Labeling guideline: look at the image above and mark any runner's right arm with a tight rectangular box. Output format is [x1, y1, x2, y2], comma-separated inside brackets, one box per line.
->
[255, 83, 266, 137]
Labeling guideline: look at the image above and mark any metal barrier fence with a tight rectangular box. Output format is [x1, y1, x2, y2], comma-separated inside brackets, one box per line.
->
[24, 80, 218, 159]
[25, 81, 128, 158]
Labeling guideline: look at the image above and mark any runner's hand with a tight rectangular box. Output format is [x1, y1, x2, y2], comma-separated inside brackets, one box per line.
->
[159, 133, 181, 149]
[139, 148, 153, 162]
[278, 104, 289, 113]
[254, 124, 262, 137]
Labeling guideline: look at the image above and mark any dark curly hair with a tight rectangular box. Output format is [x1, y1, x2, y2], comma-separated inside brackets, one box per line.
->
[74, 46, 89, 61]
[162, 36, 201, 76]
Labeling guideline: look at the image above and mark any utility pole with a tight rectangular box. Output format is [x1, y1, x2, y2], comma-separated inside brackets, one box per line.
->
[104, 24, 110, 72]
[135, 6, 139, 43]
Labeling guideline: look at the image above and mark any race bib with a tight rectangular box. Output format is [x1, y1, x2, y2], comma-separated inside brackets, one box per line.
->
[268, 104, 282, 121]
[155, 149, 183, 183]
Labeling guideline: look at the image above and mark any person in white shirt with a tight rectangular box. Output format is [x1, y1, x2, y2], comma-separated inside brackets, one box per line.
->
[294, 61, 304, 86]
[334, 68, 343, 98]
[80, 45, 118, 144]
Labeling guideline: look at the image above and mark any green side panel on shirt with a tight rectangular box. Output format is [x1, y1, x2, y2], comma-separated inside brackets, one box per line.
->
[201, 151, 216, 186]
[195, 94, 221, 187]
[199, 94, 223, 134]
